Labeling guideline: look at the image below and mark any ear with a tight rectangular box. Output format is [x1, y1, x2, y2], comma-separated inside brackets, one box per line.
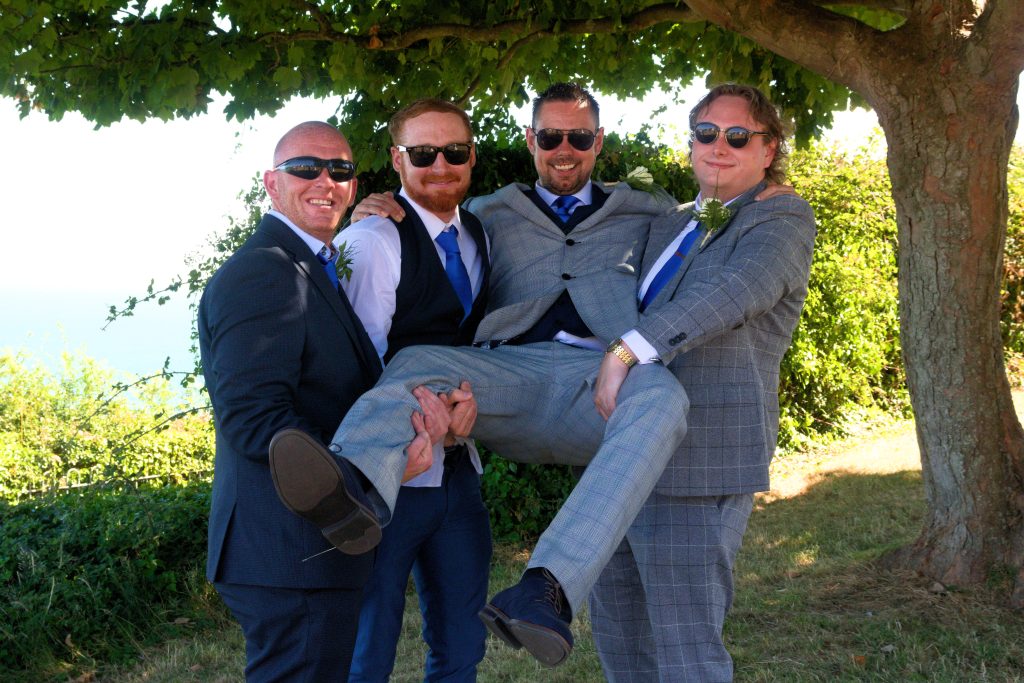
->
[469, 143, 477, 169]
[390, 146, 403, 172]
[593, 127, 605, 156]
[762, 138, 778, 170]
[263, 169, 280, 207]
[525, 126, 537, 155]
[341, 176, 358, 209]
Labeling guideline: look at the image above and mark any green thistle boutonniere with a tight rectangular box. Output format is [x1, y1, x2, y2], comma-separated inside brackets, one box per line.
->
[692, 173, 734, 249]
[335, 240, 355, 281]
[692, 197, 732, 249]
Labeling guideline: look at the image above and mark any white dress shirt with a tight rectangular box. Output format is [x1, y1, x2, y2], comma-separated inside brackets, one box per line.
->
[335, 190, 485, 487]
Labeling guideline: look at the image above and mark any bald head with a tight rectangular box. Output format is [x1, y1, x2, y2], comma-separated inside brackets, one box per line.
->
[274, 121, 351, 166]
[264, 121, 358, 244]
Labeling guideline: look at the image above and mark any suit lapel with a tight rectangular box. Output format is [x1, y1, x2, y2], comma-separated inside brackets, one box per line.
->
[694, 181, 765, 253]
[643, 203, 696, 277]
[260, 216, 382, 378]
[644, 182, 767, 310]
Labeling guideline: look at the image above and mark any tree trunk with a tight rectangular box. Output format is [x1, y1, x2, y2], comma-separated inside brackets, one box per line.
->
[870, 76, 1024, 606]
[689, 0, 1024, 608]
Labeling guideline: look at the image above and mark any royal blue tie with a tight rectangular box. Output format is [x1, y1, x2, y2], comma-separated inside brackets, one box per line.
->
[435, 226, 474, 319]
[551, 195, 581, 223]
[639, 223, 703, 312]
[316, 246, 340, 289]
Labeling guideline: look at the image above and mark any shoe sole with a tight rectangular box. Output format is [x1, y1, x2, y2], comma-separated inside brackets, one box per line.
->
[478, 604, 571, 667]
[269, 429, 381, 555]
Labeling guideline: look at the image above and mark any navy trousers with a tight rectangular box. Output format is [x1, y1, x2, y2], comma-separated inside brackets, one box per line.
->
[348, 450, 492, 682]
[216, 582, 364, 682]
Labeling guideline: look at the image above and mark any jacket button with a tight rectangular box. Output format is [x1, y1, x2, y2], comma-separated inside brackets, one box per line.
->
[566, 238, 576, 246]
[562, 273, 572, 280]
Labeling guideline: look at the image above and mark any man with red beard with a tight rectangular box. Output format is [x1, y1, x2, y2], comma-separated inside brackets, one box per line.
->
[336, 99, 492, 682]
[273, 84, 688, 669]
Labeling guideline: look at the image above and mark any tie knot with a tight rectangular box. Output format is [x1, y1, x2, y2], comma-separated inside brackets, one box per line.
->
[551, 195, 581, 222]
[435, 226, 461, 255]
[316, 245, 337, 266]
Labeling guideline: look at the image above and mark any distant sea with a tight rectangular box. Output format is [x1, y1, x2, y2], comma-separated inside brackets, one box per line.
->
[2, 288, 197, 378]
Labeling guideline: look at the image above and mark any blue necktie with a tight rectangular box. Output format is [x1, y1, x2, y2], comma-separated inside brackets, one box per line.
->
[435, 226, 474, 319]
[316, 246, 340, 289]
[551, 195, 581, 223]
[639, 223, 703, 312]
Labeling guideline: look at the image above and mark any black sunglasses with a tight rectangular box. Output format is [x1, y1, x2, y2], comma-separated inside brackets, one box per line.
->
[274, 156, 356, 181]
[396, 143, 473, 168]
[690, 122, 771, 149]
[532, 128, 597, 151]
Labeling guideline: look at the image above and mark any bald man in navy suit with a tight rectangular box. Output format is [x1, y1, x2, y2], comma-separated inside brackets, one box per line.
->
[199, 121, 448, 681]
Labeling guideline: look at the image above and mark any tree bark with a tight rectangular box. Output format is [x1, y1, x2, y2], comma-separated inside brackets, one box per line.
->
[870, 75, 1024, 605]
[685, 0, 1024, 605]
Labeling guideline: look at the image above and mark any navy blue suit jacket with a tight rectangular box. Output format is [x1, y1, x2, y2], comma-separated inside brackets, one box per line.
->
[199, 214, 383, 589]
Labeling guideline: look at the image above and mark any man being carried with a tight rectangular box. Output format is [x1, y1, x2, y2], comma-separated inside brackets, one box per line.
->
[272, 83, 685, 668]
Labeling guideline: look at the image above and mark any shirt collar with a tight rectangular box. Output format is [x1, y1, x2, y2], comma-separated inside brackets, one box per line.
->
[397, 188, 464, 239]
[533, 180, 593, 209]
[269, 209, 335, 257]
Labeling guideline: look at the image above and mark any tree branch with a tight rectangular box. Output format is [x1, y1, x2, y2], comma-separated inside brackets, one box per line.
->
[970, 0, 1024, 84]
[681, 0, 909, 100]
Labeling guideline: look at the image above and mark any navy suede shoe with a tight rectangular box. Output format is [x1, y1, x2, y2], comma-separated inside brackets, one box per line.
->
[269, 428, 381, 555]
[479, 568, 573, 667]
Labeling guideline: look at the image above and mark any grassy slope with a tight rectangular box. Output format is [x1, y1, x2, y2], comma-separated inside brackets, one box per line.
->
[96, 409, 1024, 683]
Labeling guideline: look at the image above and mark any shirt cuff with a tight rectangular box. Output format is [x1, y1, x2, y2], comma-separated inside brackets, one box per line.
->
[620, 330, 660, 365]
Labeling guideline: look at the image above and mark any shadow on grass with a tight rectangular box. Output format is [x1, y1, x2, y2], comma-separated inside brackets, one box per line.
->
[88, 468, 1024, 682]
[731, 468, 1024, 682]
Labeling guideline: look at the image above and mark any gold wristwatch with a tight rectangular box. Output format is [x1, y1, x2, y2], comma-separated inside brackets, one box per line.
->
[606, 338, 638, 368]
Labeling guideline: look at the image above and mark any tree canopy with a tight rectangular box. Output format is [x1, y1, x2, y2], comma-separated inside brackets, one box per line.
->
[2, 0, 876, 163]
[4, 0, 1024, 604]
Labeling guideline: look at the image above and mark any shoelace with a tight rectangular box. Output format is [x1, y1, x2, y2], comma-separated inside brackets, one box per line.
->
[539, 569, 566, 616]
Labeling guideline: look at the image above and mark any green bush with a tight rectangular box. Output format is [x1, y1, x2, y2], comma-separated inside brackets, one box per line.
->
[781, 141, 907, 448]
[1001, 146, 1024, 353]
[0, 351, 214, 501]
[0, 482, 215, 679]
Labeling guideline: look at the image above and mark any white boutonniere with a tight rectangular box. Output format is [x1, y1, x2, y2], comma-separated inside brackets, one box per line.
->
[625, 165, 655, 192]
[609, 165, 674, 204]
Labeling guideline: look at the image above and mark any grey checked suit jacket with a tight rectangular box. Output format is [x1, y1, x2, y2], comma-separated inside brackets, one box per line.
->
[465, 182, 672, 344]
[636, 182, 816, 496]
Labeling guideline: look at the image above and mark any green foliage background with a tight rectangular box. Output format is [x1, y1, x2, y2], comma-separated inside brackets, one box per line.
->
[4, 139, 1024, 679]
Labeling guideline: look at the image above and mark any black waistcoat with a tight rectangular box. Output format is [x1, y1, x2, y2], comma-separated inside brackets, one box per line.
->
[384, 193, 490, 363]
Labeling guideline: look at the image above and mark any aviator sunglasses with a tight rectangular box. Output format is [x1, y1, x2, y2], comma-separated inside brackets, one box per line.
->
[532, 128, 598, 151]
[396, 143, 473, 168]
[274, 156, 356, 181]
[690, 122, 771, 149]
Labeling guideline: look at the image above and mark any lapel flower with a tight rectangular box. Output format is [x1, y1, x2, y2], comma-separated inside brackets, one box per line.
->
[625, 165, 655, 192]
[612, 165, 674, 204]
[692, 173, 734, 249]
[692, 197, 733, 250]
[335, 240, 355, 281]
